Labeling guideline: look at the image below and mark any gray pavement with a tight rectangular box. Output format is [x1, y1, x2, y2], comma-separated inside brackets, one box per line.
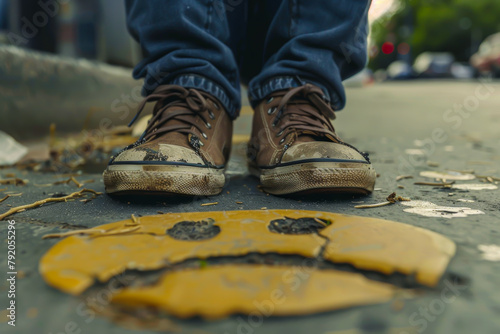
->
[1, 80, 500, 334]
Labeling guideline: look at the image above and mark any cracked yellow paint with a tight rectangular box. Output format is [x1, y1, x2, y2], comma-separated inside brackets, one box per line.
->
[40, 210, 455, 299]
[111, 265, 399, 319]
[40, 210, 327, 295]
[318, 214, 456, 287]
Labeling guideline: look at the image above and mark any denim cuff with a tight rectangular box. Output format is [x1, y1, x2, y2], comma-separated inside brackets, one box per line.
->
[248, 76, 341, 110]
[169, 74, 239, 119]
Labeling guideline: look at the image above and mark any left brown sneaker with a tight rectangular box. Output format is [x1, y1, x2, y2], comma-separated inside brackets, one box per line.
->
[247, 84, 376, 195]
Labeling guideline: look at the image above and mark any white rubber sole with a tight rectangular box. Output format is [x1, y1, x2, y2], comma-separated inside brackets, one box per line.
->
[250, 161, 376, 195]
[103, 164, 225, 196]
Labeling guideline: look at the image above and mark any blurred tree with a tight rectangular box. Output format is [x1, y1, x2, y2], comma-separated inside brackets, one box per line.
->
[369, 0, 500, 70]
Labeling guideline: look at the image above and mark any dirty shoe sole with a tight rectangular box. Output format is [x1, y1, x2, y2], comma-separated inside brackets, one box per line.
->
[251, 161, 376, 195]
[103, 164, 225, 196]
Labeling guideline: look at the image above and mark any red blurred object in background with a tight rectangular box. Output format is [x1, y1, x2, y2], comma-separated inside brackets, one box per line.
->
[381, 42, 394, 54]
[397, 42, 410, 55]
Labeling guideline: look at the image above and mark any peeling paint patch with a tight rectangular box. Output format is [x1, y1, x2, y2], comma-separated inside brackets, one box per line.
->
[40, 211, 329, 295]
[319, 213, 455, 287]
[400, 200, 484, 218]
[111, 265, 400, 319]
[451, 184, 498, 191]
[478, 245, 500, 262]
[419, 171, 475, 181]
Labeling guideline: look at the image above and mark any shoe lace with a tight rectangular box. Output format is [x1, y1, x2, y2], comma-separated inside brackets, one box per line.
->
[270, 84, 370, 161]
[128, 85, 216, 142]
[270, 84, 341, 143]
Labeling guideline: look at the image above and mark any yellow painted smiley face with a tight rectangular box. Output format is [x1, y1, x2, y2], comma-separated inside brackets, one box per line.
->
[39, 210, 455, 319]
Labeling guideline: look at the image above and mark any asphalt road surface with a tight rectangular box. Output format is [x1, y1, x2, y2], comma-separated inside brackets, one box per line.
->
[1, 80, 499, 334]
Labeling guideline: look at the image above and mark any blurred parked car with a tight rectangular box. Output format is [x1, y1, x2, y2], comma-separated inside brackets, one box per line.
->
[451, 62, 476, 79]
[470, 32, 500, 78]
[386, 61, 416, 80]
[413, 52, 455, 78]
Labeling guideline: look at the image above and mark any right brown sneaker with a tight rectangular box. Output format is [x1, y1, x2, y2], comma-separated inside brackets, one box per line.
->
[247, 84, 376, 195]
[103, 85, 232, 196]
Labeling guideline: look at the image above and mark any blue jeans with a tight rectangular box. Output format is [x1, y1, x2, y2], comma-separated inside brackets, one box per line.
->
[125, 0, 371, 119]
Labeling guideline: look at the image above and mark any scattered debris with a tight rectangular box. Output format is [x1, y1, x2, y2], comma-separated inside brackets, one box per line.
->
[457, 199, 475, 203]
[355, 192, 410, 209]
[386, 192, 411, 203]
[467, 161, 493, 166]
[426, 161, 440, 167]
[414, 181, 455, 187]
[235, 201, 243, 204]
[397, 185, 405, 189]
[444, 145, 454, 152]
[36, 176, 88, 188]
[0, 189, 102, 221]
[477, 175, 500, 182]
[405, 149, 425, 155]
[125, 214, 141, 226]
[0, 178, 28, 186]
[42, 225, 141, 240]
[355, 202, 393, 209]
[261, 207, 268, 210]
[400, 200, 484, 218]
[451, 184, 498, 191]
[0, 131, 28, 165]
[420, 171, 475, 181]
[396, 175, 413, 181]
[201, 202, 218, 207]
[446, 169, 474, 174]
[0, 193, 22, 203]
[478, 245, 500, 262]
[90, 225, 142, 238]
[42, 228, 102, 239]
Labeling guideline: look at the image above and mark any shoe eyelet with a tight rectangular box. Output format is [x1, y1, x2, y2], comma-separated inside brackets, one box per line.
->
[279, 138, 285, 144]
[202, 132, 208, 139]
[212, 102, 220, 110]
[208, 111, 215, 120]
[266, 97, 274, 104]
[267, 107, 277, 115]
[205, 122, 212, 129]
[276, 130, 284, 137]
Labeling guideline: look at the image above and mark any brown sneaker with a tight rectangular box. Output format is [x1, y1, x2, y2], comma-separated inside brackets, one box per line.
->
[103, 85, 232, 196]
[247, 84, 376, 195]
